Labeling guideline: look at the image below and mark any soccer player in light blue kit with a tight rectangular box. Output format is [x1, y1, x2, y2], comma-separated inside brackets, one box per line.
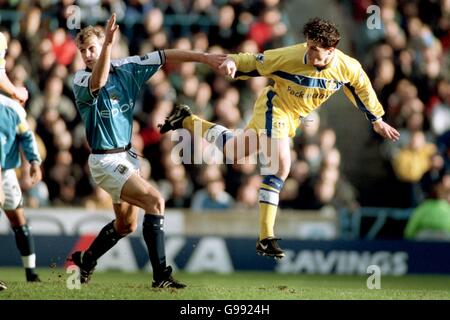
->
[0, 32, 42, 283]
[71, 14, 226, 288]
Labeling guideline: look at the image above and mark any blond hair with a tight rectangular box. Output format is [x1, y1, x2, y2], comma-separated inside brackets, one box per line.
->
[75, 26, 105, 47]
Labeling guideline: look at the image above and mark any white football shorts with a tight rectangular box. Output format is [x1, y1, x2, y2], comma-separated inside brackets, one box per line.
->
[1, 169, 23, 210]
[88, 149, 140, 203]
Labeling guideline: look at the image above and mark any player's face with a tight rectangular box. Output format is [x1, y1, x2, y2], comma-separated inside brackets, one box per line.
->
[306, 39, 335, 68]
[79, 36, 103, 69]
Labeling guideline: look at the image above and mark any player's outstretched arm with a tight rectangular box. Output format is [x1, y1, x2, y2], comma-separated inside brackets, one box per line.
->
[372, 118, 400, 142]
[91, 13, 119, 92]
[163, 49, 227, 72]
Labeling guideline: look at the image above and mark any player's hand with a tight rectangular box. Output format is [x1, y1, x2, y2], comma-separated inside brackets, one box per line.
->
[372, 119, 400, 142]
[29, 162, 42, 186]
[104, 13, 119, 46]
[204, 53, 228, 71]
[13, 86, 29, 105]
[219, 58, 237, 78]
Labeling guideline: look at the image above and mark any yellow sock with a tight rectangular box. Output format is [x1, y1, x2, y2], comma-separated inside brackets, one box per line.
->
[259, 202, 278, 240]
[258, 176, 284, 240]
[182, 115, 215, 136]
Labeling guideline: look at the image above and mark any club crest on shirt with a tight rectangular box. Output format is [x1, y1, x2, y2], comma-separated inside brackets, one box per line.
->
[326, 79, 341, 90]
[114, 164, 128, 175]
[273, 120, 286, 128]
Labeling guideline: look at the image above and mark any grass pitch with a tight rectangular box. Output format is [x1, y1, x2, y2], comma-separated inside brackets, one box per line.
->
[0, 267, 449, 300]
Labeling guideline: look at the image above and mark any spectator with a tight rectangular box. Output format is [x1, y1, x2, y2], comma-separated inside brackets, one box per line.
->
[392, 131, 437, 183]
[191, 175, 234, 211]
[404, 174, 450, 240]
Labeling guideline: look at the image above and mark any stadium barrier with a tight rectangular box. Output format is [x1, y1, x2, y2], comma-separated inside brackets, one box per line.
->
[339, 207, 413, 240]
[1, 208, 449, 275]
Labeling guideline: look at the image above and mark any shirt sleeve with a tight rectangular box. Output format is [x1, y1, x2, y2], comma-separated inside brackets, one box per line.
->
[229, 48, 285, 80]
[131, 50, 164, 88]
[5, 97, 41, 164]
[342, 59, 385, 122]
[112, 51, 164, 91]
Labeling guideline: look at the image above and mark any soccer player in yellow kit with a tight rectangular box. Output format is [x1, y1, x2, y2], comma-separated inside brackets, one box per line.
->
[159, 18, 400, 258]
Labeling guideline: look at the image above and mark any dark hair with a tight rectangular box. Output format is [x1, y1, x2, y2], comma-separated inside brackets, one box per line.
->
[303, 17, 341, 48]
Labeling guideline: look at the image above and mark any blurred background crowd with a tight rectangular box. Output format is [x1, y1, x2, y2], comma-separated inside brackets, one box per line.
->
[0, 0, 448, 217]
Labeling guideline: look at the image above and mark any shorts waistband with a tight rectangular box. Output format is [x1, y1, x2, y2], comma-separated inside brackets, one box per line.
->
[91, 143, 132, 154]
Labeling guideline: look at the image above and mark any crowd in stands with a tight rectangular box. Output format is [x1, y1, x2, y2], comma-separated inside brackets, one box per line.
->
[0, 0, 448, 214]
[342, 0, 450, 209]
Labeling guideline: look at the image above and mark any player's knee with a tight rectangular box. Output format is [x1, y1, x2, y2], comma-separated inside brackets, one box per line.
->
[277, 160, 290, 180]
[115, 220, 137, 236]
[150, 196, 165, 215]
[142, 192, 165, 214]
[278, 167, 290, 180]
[5, 212, 26, 228]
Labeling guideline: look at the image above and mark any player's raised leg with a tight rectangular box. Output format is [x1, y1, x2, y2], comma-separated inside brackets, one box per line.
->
[159, 104, 260, 162]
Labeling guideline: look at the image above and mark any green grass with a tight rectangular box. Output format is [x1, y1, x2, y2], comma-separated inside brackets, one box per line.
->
[0, 267, 449, 300]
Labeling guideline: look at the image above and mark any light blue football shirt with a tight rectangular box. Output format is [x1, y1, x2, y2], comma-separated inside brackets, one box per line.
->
[0, 96, 41, 169]
[73, 51, 164, 150]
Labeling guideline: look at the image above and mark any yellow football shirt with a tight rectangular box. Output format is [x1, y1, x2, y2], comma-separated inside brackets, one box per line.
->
[229, 43, 384, 137]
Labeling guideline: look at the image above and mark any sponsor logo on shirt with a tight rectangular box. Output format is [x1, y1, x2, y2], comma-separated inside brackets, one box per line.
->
[287, 86, 331, 99]
[100, 100, 134, 118]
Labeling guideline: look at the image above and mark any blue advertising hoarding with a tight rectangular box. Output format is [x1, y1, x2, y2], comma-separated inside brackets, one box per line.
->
[1, 235, 449, 275]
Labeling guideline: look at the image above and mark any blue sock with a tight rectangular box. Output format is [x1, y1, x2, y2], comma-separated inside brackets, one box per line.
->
[143, 214, 167, 279]
[83, 220, 123, 266]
